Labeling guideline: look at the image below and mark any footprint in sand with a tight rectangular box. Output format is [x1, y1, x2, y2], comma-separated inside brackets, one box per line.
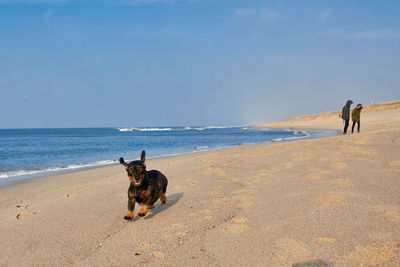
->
[163, 230, 188, 240]
[237, 199, 254, 208]
[231, 194, 255, 208]
[205, 165, 226, 177]
[354, 140, 366, 145]
[223, 177, 240, 184]
[244, 176, 262, 186]
[213, 186, 223, 194]
[200, 209, 211, 215]
[284, 162, 295, 168]
[196, 209, 212, 220]
[151, 251, 165, 258]
[329, 162, 347, 169]
[164, 224, 185, 231]
[16, 211, 36, 220]
[314, 237, 336, 244]
[387, 243, 400, 248]
[163, 234, 172, 240]
[65, 187, 88, 198]
[373, 205, 400, 222]
[24, 204, 40, 209]
[259, 167, 281, 175]
[288, 187, 317, 197]
[213, 197, 232, 204]
[232, 188, 249, 194]
[232, 217, 249, 224]
[175, 231, 188, 237]
[212, 197, 235, 210]
[110, 177, 123, 184]
[272, 238, 312, 263]
[307, 173, 325, 181]
[292, 153, 314, 161]
[345, 245, 394, 264]
[313, 194, 347, 208]
[138, 242, 155, 250]
[16, 204, 39, 220]
[173, 185, 187, 190]
[185, 178, 199, 186]
[223, 217, 249, 234]
[387, 161, 400, 167]
[203, 216, 212, 221]
[356, 151, 376, 157]
[326, 177, 354, 188]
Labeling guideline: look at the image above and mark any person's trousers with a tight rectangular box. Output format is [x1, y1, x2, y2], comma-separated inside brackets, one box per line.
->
[352, 121, 360, 133]
[343, 119, 349, 133]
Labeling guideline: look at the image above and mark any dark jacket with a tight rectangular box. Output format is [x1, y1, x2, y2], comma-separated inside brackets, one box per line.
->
[351, 104, 363, 121]
[341, 100, 353, 120]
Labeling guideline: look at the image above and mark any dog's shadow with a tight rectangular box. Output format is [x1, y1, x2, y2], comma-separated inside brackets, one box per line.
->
[292, 260, 332, 267]
[142, 192, 184, 220]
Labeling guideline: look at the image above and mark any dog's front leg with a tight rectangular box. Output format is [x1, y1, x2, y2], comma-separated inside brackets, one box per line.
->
[138, 204, 149, 217]
[124, 194, 136, 220]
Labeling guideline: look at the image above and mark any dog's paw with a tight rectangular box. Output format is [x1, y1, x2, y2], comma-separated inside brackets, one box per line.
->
[138, 205, 148, 217]
[124, 215, 134, 220]
[160, 193, 166, 204]
[138, 212, 147, 217]
[124, 211, 134, 220]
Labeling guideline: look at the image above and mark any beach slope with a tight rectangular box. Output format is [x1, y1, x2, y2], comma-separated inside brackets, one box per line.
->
[1, 100, 400, 266]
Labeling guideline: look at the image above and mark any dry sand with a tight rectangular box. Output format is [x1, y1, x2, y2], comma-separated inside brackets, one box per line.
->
[1, 100, 400, 266]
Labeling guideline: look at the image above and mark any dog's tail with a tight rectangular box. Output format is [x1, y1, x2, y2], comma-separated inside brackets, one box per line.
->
[141, 150, 146, 163]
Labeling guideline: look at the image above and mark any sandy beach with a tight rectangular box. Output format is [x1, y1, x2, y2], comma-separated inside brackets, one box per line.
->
[1, 100, 399, 266]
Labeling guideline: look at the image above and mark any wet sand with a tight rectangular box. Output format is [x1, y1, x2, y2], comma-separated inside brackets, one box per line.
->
[1, 100, 399, 266]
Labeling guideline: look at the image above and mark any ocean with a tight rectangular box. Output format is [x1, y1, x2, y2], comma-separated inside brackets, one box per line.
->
[0, 126, 338, 185]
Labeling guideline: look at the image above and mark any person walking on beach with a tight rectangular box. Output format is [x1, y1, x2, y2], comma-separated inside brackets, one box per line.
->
[351, 104, 363, 133]
[341, 100, 353, 134]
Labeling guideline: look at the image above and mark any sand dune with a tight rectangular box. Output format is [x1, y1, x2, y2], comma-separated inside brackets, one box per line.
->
[257, 100, 400, 131]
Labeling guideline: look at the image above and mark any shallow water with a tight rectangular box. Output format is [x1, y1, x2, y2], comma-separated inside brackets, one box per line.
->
[0, 126, 338, 184]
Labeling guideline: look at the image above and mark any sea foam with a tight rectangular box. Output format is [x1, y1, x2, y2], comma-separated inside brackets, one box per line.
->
[0, 160, 115, 180]
[116, 127, 172, 132]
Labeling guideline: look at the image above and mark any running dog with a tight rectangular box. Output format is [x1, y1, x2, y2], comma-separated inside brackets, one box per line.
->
[119, 151, 168, 220]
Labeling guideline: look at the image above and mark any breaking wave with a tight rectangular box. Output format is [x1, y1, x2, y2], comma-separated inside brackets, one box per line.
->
[116, 127, 172, 132]
[0, 160, 115, 180]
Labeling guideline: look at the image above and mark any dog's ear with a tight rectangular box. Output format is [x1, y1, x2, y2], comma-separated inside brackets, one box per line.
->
[140, 151, 146, 163]
[119, 157, 128, 167]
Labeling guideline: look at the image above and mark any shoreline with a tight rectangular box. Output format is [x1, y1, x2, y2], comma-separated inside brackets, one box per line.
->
[1, 101, 399, 266]
[0, 127, 338, 188]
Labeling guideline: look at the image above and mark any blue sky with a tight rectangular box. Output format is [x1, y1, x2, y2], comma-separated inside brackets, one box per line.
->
[0, 0, 399, 128]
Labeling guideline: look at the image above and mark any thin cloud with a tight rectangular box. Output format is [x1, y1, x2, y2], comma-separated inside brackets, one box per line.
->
[0, 0, 199, 4]
[233, 8, 258, 19]
[351, 30, 400, 39]
[44, 9, 54, 18]
[233, 7, 282, 22]
[293, 30, 400, 40]
[0, 0, 67, 3]
[315, 7, 332, 20]
[260, 8, 281, 21]
[105, 0, 178, 5]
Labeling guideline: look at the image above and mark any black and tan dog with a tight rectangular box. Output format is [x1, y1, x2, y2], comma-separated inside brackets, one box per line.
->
[119, 151, 168, 220]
